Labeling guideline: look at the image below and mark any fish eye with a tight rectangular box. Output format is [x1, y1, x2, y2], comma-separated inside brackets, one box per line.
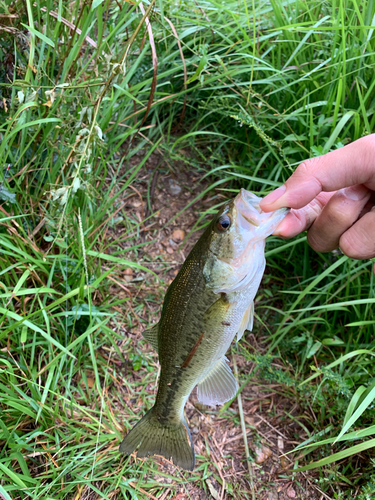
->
[217, 214, 231, 232]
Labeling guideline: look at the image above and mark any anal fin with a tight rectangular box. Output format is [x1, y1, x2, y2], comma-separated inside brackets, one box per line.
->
[197, 356, 238, 406]
[236, 300, 254, 342]
[142, 323, 159, 353]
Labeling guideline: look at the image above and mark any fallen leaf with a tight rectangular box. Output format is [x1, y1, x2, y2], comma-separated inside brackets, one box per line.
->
[79, 372, 95, 390]
[280, 456, 289, 469]
[206, 479, 219, 500]
[86, 377, 95, 389]
[245, 416, 255, 427]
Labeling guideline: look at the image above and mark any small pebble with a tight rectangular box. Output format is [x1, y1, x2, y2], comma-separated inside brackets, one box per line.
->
[287, 486, 296, 498]
[172, 229, 185, 241]
[168, 179, 182, 196]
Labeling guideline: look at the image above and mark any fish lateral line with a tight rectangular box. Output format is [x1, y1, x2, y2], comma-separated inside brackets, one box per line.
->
[180, 332, 205, 369]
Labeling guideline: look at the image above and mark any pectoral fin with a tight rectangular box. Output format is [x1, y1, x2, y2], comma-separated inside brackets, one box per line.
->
[236, 300, 254, 341]
[142, 323, 159, 353]
[196, 356, 238, 405]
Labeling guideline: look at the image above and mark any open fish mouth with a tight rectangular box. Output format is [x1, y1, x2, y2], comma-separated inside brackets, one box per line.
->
[235, 188, 289, 236]
[213, 190, 289, 293]
[234, 189, 262, 225]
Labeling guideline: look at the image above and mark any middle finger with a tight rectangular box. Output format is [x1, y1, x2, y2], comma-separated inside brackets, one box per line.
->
[307, 184, 371, 252]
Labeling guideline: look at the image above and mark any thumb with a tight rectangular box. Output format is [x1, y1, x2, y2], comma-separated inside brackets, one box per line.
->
[260, 135, 375, 211]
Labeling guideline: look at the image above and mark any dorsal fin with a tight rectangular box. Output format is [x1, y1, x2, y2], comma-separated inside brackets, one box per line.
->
[142, 323, 159, 353]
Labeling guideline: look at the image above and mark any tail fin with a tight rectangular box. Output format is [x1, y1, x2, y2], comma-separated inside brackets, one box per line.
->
[119, 409, 195, 470]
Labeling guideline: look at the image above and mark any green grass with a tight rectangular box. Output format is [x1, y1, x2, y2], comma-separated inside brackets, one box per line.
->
[1, 0, 375, 498]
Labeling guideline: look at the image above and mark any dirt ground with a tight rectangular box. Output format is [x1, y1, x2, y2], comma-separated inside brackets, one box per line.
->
[105, 151, 326, 500]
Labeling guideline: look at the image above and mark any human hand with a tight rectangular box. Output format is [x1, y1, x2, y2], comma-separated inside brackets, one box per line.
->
[259, 135, 375, 272]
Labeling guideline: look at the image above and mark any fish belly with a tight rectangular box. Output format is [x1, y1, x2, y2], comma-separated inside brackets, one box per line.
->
[196, 292, 253, 378]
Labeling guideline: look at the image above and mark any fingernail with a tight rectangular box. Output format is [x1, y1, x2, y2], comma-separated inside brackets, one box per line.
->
[262, 185, 287, 206]
[343, 185, 370, 201]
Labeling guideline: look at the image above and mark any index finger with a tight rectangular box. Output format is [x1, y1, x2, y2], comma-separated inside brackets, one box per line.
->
[260, 135, 375, 212]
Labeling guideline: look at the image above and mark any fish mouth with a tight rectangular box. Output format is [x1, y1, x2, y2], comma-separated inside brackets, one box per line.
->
[234, 189, 263, 228]
[234, 188, 289, 239]
[239, 189, 262, 208]
[242, 215, 259, 227]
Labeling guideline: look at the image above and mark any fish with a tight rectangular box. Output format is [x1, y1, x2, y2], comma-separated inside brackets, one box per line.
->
[119, 188, 288, 470]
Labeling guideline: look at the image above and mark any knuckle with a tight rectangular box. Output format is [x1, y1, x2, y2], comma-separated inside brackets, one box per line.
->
[356, 135, 375, 173]
[292, 208, 309, 227]
[360, 133, 375, 149]
[289, 159, 324, 191]
[309, 195, 327, 215]
[290, 158, 320, 181]
[292, 205, 316, 232]
[297, 161, 311, 176]
[299, 155, 324, 171]
[302, 194, 331, 226]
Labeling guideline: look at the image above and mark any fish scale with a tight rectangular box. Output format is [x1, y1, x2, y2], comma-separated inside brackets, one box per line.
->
[119, 189, 289, 470]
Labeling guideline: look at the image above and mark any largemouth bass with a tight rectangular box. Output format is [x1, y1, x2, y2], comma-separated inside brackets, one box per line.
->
[120, 189, 288, 470]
